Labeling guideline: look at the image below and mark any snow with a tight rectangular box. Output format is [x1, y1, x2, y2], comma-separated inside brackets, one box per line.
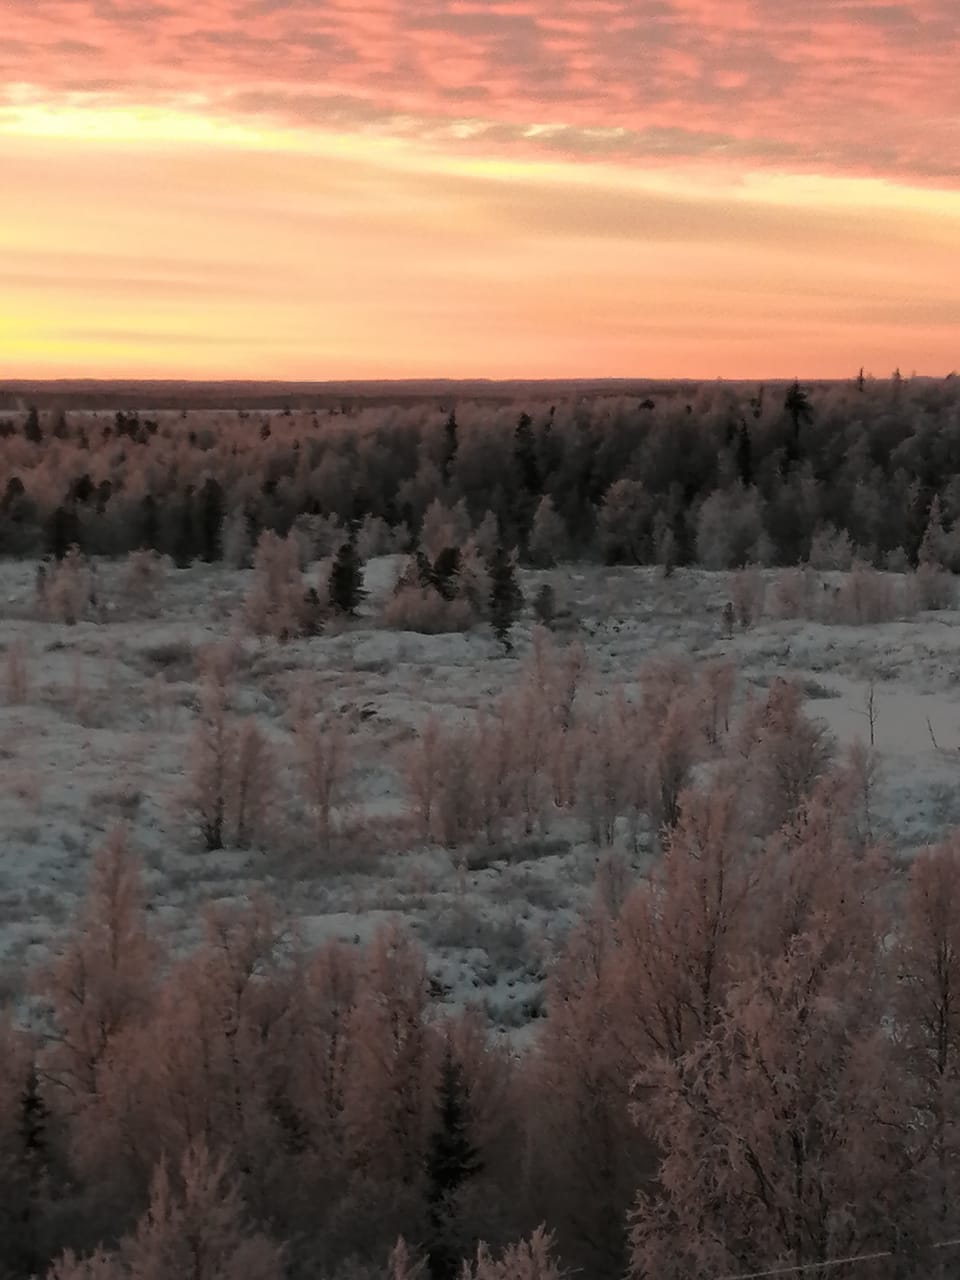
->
[3, 555, 960, 1029]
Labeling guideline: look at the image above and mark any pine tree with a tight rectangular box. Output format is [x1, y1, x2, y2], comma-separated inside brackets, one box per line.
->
[487, 543, 522, 653]
[328, 531, 366, 616]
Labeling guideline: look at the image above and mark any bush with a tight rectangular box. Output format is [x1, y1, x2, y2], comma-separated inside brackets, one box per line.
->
[382, 586, 475, 634]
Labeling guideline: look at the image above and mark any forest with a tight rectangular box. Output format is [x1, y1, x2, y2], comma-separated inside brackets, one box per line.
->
[2, 374, 960, 1279]
[3, 373, 960, 575]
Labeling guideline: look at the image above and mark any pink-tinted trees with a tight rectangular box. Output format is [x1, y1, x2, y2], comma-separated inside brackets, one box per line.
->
[46, 1144, 284, 1280]
[297, 713, 352, 855]
[735, 678, 835, 833]
[460, 1226, 567, 1280]
[629, 932, 919, 1279]
[615, 783, 755, 1062]
[894, 836, 960, 1253]
[523, 900, 652, 1276]
[337, 927, 441, 1256]
[34, 827, 159, 1180]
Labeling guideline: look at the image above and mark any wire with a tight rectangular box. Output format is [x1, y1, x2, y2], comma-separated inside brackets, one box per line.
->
[717, 1236, 960, 1280]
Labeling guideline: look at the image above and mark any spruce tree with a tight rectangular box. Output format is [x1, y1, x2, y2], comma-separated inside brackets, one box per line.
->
[23, 405, 42, 444]
[328, 530, 366, 616]
[488, 542, 523, 653]
[442, 409, 458, 484]
[46, 505, 81, 561]
[736, 421, 754, 488]
[199, 476, 224, 562]
[433, 546, 462, 601]
[426, 1038, 482, 1280]
[172, 487, 196, 568]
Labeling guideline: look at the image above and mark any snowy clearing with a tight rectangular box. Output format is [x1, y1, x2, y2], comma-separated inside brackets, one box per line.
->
[2, 556, 959, 1028]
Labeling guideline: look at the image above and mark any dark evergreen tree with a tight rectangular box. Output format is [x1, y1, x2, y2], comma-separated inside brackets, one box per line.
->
[328, 530, 365, 616]
[138, 493, 160, 551]
[68, 473, 95, 505]
[172, 486, 196, 568]
[784, 380, 813, 456]
[51, 408, 69, 439]
[749, 384, 765, 421]
[442, 409, 458, 485]
[301, 586, 324, 637]
[1, 1059, 51, 1279]
[23, 406, 42, 445]
[736, 421, 754, 488]
[488, 542, 523, 653]
[198, 476, 224, 562]
[514, 412, 541, 497]
[433, 546, 462, 601]
[46, 505, 81, 561]
[414, 548, 436, 591]
[426, 1037, 482, 1280]
[1, 476, 24, 513]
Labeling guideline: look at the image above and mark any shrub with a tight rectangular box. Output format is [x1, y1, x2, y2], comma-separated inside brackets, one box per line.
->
[382, 587, 474, 635]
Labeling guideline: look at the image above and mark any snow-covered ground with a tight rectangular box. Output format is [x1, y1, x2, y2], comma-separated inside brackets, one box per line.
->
[3, 556, 960, 1031]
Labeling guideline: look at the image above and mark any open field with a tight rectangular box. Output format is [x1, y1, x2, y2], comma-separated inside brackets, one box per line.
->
[4, 554, 960, 1032]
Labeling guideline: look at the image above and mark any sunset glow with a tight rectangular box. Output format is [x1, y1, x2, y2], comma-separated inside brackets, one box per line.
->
[4, 0, 960, 379]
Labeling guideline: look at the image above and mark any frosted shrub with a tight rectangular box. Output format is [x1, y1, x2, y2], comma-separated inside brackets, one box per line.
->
[185, 677, 277, 852]
[120, 549, 168, 611]
[457, 539, 493, 617]
[297, 714, 352, 853]
[696, 659, 736, 745]
[243, 531, 316, 640]
[420, 498, 471, 561]
[381, 586, 474, 634]
[576, 714, 632, 846]
[910, 561, 956, 611]
[186, 679, 237, 851]
[827, 561, 897, 624]
[45, 548, 95, 624]
[808, 523, 855, 570]
[645, 693, 701, 833]
[885, 545, 910, 572]
[528, 495, 567, 567]
[460, 1227, 567, 1280]
[221, 506, 256, 568]
[695, 484, 765, 569]
[433, 732, 480, 848]
[291, 512, 344, 560]
[3, 637, 29, 705]
[737, 678, 836, 831]
[357, 513, 403, 559]
[770, 565, 817, 620]
[730, 565, 765, 628]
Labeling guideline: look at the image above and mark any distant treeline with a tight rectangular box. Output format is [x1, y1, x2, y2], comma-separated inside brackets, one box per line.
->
[2, 373, 960, 570]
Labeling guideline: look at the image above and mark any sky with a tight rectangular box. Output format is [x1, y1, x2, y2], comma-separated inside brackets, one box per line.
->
[2, 0, 960, 381]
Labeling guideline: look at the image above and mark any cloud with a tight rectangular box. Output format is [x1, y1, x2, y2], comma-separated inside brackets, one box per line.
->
[4, 0, 959, 183]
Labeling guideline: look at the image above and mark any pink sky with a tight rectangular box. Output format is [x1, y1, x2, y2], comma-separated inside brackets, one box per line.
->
[3, 0, 959, 379]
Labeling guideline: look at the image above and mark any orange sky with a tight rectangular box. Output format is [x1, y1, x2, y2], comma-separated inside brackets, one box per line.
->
[3, 0, 960, 380]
